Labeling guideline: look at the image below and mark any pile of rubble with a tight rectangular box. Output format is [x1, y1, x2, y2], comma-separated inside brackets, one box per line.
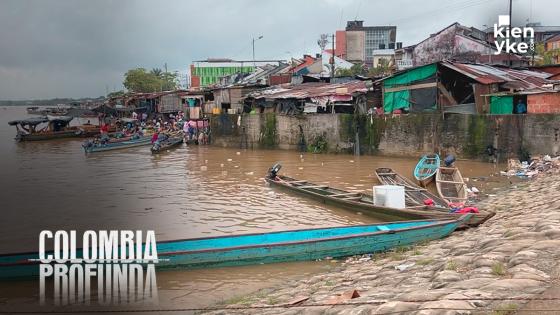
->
[500, 155, 560, 178]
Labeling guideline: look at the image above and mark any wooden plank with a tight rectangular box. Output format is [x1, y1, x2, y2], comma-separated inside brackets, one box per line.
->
[437, 180, 465, 184]
[384, 82, 437, 93]
[288, 180, 308, 184]
[299, 185, 328, 189]
[437, 82, 458, 105]
[330, 192, 360, 197]
[342, 196, 363, 200]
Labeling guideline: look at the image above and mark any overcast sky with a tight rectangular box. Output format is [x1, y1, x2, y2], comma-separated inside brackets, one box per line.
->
[0, 0, 557, 100]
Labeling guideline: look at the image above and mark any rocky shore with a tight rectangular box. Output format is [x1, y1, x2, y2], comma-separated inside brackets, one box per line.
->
[206, 174, 560, 314]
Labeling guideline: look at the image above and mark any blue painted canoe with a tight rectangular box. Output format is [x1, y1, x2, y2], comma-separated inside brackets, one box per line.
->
[82, 136, 152, 153]
[0, 215, 469, 279]
[414, 154, 440, 187]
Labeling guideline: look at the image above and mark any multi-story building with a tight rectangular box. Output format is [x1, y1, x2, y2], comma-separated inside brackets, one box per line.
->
[190, 59, 283, 88]
[334, 21, 397, 65]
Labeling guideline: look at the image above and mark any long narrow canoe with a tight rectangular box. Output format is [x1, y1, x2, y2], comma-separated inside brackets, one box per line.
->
[414, 154, 440, 187]
[436, 167, 468, 204]
[375, 167, 449, 209]
[0, 215, 470, 278]
[265, 165, 493, 227]
[82, 136, 152, 153]
[151, 137, 183, 154]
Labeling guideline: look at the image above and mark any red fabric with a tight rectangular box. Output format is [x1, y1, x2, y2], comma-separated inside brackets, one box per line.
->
[423, 199, 434, 206]
[455, 207, 479, 214]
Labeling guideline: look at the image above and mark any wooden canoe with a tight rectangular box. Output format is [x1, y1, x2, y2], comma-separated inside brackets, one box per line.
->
[436, 166, 468, 204]
[265, 167, 493, 227]
[375, 167, 449, 209]
[151, 137, 183, 154]
[82, 136, 153, 153]
[414, 154, 440, 187]
[0, 215, 470, 278]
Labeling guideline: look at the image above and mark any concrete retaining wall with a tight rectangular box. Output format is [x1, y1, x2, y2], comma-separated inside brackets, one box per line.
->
[209, 113, 560, 160]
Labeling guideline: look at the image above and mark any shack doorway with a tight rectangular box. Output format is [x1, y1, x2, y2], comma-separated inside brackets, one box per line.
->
[512, 95, 528, 114]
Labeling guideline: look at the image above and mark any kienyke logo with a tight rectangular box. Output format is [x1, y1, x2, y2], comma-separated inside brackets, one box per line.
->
[494, 15, 535, 55]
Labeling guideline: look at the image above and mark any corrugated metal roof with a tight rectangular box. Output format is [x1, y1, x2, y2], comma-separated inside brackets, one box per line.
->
[247, 81, 368, 100]
[441, 61, 555, 89]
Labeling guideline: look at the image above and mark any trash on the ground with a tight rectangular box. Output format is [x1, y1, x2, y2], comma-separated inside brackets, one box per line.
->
[501, 155, 560, 179]
[324, 289, 361, 305]
[395, 262, 415, 271]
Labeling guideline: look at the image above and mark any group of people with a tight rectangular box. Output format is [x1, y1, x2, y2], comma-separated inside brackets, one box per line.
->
[96, 110, 210, 145]
[183, 119, 209, 144]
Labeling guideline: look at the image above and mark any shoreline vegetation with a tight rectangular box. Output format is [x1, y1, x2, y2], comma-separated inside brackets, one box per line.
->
[204, 174, 560, 314]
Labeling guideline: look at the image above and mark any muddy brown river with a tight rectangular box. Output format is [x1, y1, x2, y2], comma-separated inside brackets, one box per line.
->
[0, 106, 513, 311]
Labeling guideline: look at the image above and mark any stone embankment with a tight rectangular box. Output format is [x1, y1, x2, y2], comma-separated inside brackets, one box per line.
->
[207, 174, 560, 314]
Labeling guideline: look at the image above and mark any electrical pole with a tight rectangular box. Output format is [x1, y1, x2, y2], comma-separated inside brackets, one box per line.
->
[331, 33, 335, 79]
[252, 36, 263, 68]
[508, 0, 513, 67]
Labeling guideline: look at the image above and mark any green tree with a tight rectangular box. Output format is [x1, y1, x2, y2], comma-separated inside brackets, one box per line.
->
[369, 58, 391, 77]
[335, 63, 368, 77]
[161, 72, 179, 91]
[535, 43, 560, 66]
[150, 68, 163, 77]
[107, 90, 125, 98]
[123, 68, 179, 93]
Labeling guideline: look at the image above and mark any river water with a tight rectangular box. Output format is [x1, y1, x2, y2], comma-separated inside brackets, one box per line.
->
[0, 106, 510, 311]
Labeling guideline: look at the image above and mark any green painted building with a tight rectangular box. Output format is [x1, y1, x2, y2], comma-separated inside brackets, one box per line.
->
[190, 59, 282, 88]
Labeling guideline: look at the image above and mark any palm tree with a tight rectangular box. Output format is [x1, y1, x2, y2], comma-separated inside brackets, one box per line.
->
[150, 68, 163, 77]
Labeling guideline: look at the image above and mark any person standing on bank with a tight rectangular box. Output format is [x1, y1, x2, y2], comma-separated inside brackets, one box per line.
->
[516, 99, 527, 114]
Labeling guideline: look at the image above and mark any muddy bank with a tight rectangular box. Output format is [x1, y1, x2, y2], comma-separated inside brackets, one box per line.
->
[206, 174, 560, 314]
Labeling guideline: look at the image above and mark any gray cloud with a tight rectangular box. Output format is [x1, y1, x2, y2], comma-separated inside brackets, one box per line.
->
[0, 0, 557, 99]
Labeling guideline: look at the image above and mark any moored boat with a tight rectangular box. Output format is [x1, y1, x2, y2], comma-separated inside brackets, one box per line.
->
[375, 167, 448, 209]
[266, 164, 493, 227]
[82, 135, 152, 153]
[414, 154, 440, 187]
[151, 136, 183, 154]
[8, 116, 83, 141]
[0, 215, 469, 278]
[26, 106, 43, 115]
[436, 166, 468, 204]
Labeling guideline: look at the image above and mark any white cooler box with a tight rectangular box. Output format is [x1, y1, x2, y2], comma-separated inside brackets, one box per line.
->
[373, 185, 405, 209]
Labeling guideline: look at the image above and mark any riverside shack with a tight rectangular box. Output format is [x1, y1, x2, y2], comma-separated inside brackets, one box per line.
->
[243, 81, 371, 115]
[380, 61, 560, 115]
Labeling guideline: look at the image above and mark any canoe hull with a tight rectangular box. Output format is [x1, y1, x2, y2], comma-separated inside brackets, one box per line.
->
[15, 130, 81, 142]
[151, 137, 183, 154]
[268, 172, 493, 227]
[267, 176, 429, 222]
[0, 217, 467, 278]
[414, 154, 440, 187]
[83, 137, 152, 153]
[436, 167, 468, 204]
[157, 219, 464, 269]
